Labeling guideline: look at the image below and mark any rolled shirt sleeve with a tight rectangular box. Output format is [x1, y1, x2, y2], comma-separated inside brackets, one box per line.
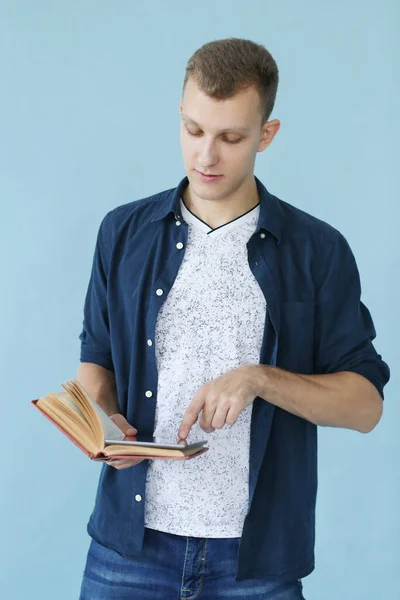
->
[314, 231, 390, 399]
[79, 211, 114, 371]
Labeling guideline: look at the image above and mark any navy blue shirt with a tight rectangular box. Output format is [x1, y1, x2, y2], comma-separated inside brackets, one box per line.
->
[79, 175, 390, 581]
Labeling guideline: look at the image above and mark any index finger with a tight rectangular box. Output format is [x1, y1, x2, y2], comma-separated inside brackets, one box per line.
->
[178, 392, 205, 439]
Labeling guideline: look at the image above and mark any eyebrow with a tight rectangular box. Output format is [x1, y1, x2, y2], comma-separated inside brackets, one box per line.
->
[181, 113, 250, 135]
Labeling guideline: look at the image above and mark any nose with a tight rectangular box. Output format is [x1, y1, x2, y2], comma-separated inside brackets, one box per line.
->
[197, 138, 219, 170]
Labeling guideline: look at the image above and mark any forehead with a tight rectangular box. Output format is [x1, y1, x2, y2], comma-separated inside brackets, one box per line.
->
[181, 78, 261, 130]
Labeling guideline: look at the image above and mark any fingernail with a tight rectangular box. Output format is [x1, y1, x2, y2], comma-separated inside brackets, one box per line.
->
[126, 428, 136, 435]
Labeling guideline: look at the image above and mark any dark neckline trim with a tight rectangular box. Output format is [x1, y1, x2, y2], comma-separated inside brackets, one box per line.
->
[181, 199, 260, 234]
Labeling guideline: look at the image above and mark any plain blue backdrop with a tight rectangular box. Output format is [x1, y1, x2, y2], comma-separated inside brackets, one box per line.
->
[1, 2, 398, 599]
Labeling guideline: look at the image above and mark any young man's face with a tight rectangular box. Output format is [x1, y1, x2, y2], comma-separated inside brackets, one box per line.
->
[179, 77, 280, 202]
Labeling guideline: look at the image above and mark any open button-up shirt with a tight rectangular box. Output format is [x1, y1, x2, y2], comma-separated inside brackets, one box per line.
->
[79, 175, 390, 581]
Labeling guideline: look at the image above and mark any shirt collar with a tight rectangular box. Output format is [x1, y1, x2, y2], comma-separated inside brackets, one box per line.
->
[150, 174, 282, 243]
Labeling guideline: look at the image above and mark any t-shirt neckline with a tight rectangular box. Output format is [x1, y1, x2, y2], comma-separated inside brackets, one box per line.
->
[180, 197, 260, 236]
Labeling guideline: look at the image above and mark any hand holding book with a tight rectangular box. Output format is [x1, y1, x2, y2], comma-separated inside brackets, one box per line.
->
[32, 379, 208, 462]
[107, 413, 144, 469]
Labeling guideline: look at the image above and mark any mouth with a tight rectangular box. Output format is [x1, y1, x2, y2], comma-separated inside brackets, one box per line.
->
[195, 170, 223, 182]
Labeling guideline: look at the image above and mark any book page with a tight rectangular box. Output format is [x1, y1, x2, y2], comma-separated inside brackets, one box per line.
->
[36, 396, 100, 455]
[76, 383, 125, 443]
[88, 396, 125, 442]
[51, 392, 87, 420]
[104, 444, 205, 457]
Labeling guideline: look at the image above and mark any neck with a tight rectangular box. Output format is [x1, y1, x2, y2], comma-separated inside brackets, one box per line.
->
[182, 176, 259, 229]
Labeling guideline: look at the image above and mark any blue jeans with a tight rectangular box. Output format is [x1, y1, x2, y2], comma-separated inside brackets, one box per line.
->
[79, 527, 306, 599]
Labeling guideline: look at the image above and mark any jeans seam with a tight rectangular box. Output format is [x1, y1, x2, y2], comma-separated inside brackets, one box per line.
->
[181, 539, 208, 600]
[180, 537, 190, 596]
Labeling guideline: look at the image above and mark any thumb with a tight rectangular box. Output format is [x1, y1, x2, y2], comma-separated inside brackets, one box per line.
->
[110, 413, 137, 436]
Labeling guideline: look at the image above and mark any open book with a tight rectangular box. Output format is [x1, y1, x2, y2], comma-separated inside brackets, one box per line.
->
[32, 379, 208, 461]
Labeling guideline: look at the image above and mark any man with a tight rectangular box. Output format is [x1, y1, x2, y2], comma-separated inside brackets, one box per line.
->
[77, 38, 390, 599]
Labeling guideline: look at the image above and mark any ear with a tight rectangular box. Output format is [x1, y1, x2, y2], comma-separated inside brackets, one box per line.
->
[179, 101, 183, 113]
[258, 119, 280, 153]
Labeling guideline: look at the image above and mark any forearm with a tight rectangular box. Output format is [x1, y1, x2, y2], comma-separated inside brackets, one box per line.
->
[252, 365, 383, 433]
[76, 362, 120, 416]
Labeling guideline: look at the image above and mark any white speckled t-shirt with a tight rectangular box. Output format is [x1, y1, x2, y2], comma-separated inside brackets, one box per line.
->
[144, 197, 267, 537]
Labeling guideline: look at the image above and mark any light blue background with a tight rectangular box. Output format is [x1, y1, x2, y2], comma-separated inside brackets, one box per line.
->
[1, 2, 398, 598]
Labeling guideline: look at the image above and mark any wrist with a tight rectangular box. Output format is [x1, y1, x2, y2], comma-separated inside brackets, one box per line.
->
[245, 364, 270, 397]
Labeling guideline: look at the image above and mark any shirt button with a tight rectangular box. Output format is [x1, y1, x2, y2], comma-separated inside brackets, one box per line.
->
[135, 494, 142, 502]
[147, 339, 153, 346]
[145, 390, 153, 398]
[156, 288, 164, 296]
[260, 232, 266, 239]
[176, 242, 184, 250]
[176, 220, 181, 226]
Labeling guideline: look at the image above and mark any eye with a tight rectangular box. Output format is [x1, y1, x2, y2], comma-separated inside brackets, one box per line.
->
[186, 128, 202, 137]
[185, 126, 242, 144]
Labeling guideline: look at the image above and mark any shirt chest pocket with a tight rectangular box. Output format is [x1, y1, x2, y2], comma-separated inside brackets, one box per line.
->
[277, 301, 315, 373]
